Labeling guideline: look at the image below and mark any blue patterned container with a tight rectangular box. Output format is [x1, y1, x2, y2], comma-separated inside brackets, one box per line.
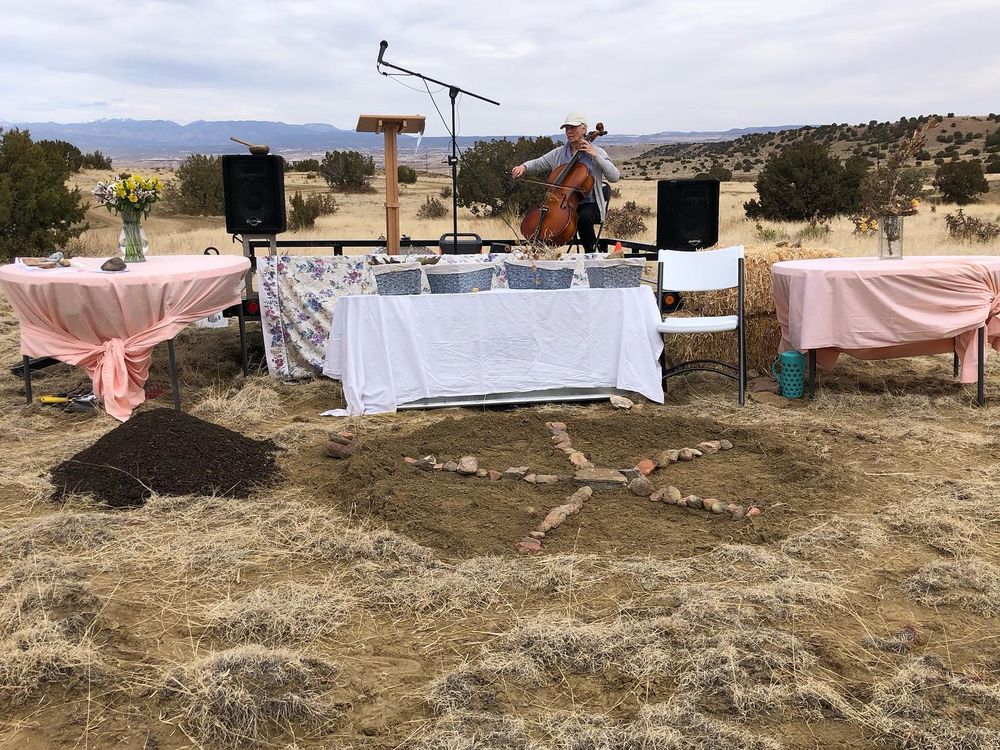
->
[372, 264, 422, 295]
[505, 260, 575, 290]
[584, 259, 645, 288]
[426, 263, 495, 294]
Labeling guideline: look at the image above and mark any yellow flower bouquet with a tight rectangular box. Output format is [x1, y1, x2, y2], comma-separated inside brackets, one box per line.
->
[92, 174, 164, 262]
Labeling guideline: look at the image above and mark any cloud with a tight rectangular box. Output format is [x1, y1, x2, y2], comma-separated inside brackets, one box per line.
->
[2, 0, 997, 134]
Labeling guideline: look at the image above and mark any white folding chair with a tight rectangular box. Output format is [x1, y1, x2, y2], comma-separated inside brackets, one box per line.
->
[655, 245, 746, 405]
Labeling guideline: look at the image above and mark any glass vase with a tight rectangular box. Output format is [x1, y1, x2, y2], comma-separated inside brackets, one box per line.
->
[118, 206, 148, 263]
[877, 215, 903, 260]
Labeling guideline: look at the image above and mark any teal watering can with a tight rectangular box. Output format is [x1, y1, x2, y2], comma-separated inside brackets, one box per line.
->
[771, 351, 806, 399]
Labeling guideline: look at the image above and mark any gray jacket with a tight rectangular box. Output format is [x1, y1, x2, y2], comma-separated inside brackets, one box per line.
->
[520, 144, 621, 221]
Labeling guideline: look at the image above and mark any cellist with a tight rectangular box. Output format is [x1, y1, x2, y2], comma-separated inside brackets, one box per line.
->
[511, 112, 621, 252]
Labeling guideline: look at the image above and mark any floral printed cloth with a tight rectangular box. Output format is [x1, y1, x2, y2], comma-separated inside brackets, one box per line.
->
[259, 253, 605, 379]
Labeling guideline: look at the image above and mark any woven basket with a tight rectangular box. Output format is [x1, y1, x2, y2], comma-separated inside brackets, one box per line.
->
[425, 262, 495, 294]
[584, 257, 646, 288]
[371, 262, 422, 295]
[505, 259, 575, 290]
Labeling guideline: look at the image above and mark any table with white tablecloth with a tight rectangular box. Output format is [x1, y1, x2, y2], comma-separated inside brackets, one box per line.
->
[258, 253, 623, 379]
[322, 286, 665, 415]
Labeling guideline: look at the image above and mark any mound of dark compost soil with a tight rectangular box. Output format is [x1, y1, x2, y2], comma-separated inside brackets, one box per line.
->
[50, 408, 278, 508]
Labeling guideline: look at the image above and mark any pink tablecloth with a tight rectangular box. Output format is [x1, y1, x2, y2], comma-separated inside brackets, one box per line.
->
[771, 256, 1000, 383]
[0, 255, 250, 420]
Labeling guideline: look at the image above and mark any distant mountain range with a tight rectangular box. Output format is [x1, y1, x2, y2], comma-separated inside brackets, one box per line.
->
[0, 118, 804, 159]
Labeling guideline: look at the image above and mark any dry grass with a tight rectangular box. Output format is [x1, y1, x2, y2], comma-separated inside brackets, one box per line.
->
[904, 558, 1000, 616]
[865, 656, 1000, 749]
[159, 646, 341, 747]
[5, 188, 1000, 749]
[203, 580, 355, 645]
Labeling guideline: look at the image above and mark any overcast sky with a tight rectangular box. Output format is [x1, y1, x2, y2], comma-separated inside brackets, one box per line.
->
[2, 0, 998, 137]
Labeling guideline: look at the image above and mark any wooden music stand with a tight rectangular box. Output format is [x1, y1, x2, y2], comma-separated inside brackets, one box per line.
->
[357, 114, 426, 255]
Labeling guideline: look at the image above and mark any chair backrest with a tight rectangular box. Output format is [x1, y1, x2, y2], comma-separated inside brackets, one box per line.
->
[657, 245, 744, 292]
[601, 181, 612, 205]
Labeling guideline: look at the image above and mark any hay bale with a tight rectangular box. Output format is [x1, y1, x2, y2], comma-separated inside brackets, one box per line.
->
[679, 244, 841, 318]
[664, 314, 783, 375]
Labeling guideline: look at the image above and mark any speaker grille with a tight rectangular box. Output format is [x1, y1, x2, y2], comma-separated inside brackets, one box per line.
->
[222, 155, 287, 235]
[656, 179, 720, 250]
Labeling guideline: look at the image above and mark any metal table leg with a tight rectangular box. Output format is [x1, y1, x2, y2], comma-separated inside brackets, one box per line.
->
[22, 355, 32, 405]
[237, 304, 249, 377]
[808, 349, 816, 400]
[167, 338, 181, 411]
[977, 326, 985, 407]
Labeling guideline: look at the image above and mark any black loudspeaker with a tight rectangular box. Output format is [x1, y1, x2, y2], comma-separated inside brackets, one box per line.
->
[222, 155, 287, 235]
[656, 179, 720, 250]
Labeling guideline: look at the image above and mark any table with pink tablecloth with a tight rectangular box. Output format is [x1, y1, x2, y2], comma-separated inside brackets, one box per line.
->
[0, 255, 250, 420]
[771, 256, 1000, 383]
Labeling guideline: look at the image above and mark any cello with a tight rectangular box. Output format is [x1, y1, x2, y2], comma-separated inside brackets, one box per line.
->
[520, 122, 608, 246]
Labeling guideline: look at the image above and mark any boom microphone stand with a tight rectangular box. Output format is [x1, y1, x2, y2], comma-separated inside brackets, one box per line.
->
[376, 40, 500, 253]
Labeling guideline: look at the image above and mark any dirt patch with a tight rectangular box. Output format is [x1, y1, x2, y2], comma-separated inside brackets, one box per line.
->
[316, 408, 862, 559]
[49, 408, 279, 507]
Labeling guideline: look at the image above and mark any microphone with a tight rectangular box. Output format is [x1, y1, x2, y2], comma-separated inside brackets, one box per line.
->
[377, 40, 388, 66]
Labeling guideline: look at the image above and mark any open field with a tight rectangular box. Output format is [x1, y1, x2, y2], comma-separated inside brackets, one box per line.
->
[2, 172, 1000, 748]
[65, 169, 1000, 259]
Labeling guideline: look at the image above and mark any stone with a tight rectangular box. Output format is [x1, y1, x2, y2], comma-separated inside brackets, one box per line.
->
[414, 456, 437, 471]
[328, 431, 356, 445]
[457, 456, 479, 475]
[750, 377, 782, 394]
[476, 468, 488, 478]
[649, 489, 665, 503]
[689, 448, 703, 458]
[719, 440, 734, 451]
[636, 459, 656, 476]
[537, 502, 582, 533]
[664, 486, 682, 503]
[433, 463, 444, 470]
[677, 448, 695, 462]
[751, 391, 792, 408]
[488, 470, 502, 481]
[610, 395, 634, 409]
[524, 474, 537, 484]
[655, 450, 680, 467]
[571, 486, 593, 502]
[546, 421, 567, 432]
[443, 461, 459, 472]
[503, 466, 529, 480]
[747, 507, 763, 518]
[403, 456, 417, 465]
[630, 477, 654, 497]
[730, 506, 747, 521]
[696, 441, 721, 455]
[710, 500, 727, 514]
[555, 441, 573, 450]
[568, 452, 594, 469]
[529, 531, 546, 539]
[100, 257, 126, 272]
[683, 495, 703, 510]
[573, 468, 628, 490]
[550, 432, 570, 444]
[515, 537, 543, 554]
[619, 468, 641, 481]
[323, 438, 359, 459]
[676, 497, 688, 508]
[534, 474, 560, 484]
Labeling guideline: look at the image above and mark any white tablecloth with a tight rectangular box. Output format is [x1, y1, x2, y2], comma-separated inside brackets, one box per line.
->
[258, 253, 627, 380]
[323, 287, 665, 414]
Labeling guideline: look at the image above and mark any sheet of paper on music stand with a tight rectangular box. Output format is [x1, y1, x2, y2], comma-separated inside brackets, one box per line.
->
[356, 115, 426, 255]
